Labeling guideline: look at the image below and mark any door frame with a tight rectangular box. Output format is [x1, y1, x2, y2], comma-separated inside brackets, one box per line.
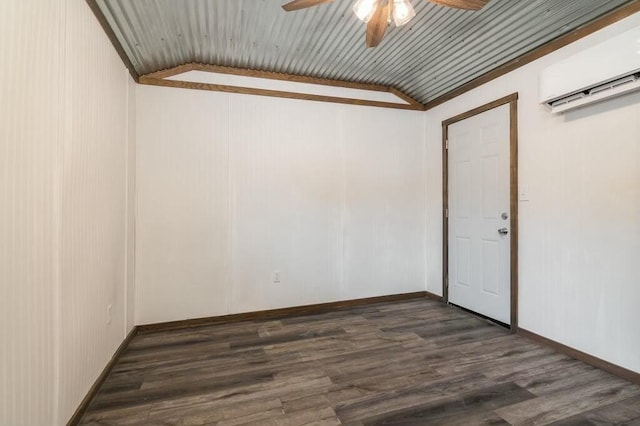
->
[442, 93, 519, 330]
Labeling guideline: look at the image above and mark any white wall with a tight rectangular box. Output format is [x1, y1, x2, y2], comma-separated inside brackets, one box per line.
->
[0, 2, 61, 424]
[425, 14, 640, 373]
[57, 1, 135, 422]
[136, 87, 426, 324]
[0, 0, 135, 424]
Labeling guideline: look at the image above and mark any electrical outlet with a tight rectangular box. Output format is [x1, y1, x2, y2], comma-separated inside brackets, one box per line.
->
[107, 304, 112, 325]
[273, 270, 281, 284]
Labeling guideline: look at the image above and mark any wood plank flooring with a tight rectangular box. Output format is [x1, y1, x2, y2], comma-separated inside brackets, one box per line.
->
[79, 299, 640, 425]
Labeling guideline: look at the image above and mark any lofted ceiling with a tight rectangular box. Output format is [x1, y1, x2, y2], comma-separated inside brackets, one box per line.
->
[94, 0, 636, 105]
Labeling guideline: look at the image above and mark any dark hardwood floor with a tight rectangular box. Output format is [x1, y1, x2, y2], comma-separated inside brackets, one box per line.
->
[80, 299, 640, 425]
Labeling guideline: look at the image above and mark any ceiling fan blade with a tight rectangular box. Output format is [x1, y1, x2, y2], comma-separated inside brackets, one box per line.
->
[428, 0, 489, 10]
[281, 0, 334, 11]
[366, 0, 390, 48]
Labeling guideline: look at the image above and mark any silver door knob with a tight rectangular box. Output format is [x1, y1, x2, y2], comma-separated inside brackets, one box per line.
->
[498, 228, 509, 235]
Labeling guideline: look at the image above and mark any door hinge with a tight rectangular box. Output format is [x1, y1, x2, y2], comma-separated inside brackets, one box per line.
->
[445, 139, 449, 150]
[445, 207, 448, 218]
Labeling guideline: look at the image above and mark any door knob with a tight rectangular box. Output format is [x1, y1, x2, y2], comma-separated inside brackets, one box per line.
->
[498, 228, 509, 235]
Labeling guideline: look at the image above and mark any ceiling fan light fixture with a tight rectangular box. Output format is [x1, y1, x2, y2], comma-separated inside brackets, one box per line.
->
[393, 0, 416, 26]
[353, 0, 378, 23]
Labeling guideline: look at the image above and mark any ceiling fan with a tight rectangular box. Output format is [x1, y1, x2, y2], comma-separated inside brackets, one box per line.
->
[282, 0, 489, 48]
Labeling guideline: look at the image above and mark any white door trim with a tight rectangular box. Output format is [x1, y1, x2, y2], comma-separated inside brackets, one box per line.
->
[442, 93, 519, 330]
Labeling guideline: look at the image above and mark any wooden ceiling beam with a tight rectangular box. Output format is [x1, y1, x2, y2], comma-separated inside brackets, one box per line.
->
[140, 62, 426, 111]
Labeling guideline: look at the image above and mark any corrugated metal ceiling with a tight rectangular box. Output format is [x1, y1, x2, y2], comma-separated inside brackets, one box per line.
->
[96, 0, 635, 103]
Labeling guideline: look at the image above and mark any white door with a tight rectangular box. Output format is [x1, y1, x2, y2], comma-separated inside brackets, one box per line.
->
[448, 104, 511, 324]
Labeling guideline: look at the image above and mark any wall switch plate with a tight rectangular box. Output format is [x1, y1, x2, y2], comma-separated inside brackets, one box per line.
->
[519, 185, 530, 201]
[273, 271, 281, 284]
[107, 304, 112, 325]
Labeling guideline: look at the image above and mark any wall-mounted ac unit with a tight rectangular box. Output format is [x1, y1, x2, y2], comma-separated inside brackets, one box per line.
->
[539, 26, 640, 114]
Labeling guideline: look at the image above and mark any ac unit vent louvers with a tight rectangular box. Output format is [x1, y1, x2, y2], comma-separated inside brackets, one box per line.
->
[549, 73, 640, 109]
